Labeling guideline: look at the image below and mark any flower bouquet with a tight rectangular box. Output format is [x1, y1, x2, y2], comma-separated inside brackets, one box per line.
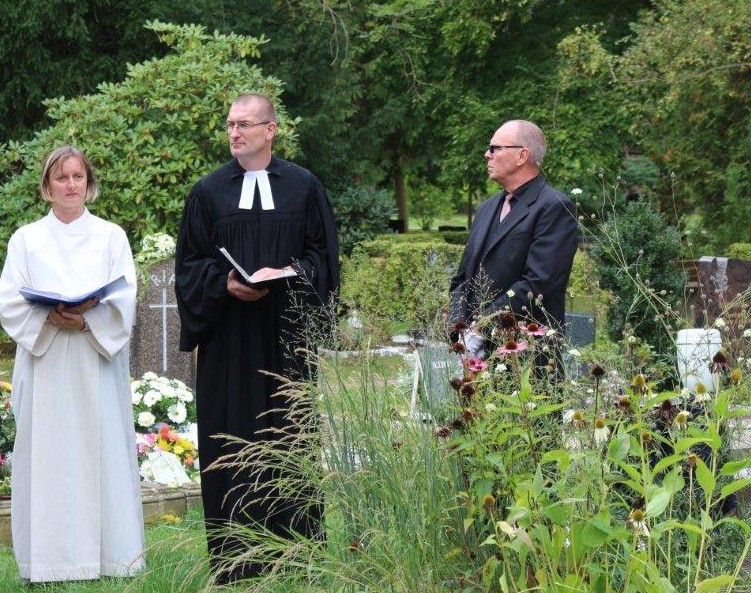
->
[131, 372, 196, 432]
[136, 424, 200, 487]
[131, 373, 199, 486]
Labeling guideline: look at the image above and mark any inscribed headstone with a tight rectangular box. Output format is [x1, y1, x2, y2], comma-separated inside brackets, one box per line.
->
[130, 259, 195, 388]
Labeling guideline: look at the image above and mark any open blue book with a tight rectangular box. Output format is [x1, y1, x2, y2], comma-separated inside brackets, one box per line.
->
[19, 275, 128, 306]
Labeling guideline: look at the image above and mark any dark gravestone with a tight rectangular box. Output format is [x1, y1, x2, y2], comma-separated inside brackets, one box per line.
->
[130, 259, 195, 388]
[564, 312, 596, 380]
[695, 256, 751, 325]
[694, 257, 751, 359]
[564, 312, 596, 349]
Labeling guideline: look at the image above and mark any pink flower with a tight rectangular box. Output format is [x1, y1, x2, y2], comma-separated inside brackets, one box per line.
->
[496, 339, 529, 355]
[464, 357, 488, 373]
[520, 321, 548, 337]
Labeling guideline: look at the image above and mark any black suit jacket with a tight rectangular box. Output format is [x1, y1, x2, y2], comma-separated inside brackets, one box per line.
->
[449, 175, 578, 332]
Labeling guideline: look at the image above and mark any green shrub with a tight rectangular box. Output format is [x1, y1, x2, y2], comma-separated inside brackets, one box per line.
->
[328, 184, 396, 256]
[591, 201, 684, 360]
[406, 182, 455, 231]
[341, 237, 464, 340]
[0, 22, 292, 262]
[726, 242, 751, 260]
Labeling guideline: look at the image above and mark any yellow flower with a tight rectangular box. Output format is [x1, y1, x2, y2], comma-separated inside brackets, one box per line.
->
[173, 445, 185, 455]
[177, 438, 195, 451]
[0, 381, 12, 392]
[162, 513, 182, 524]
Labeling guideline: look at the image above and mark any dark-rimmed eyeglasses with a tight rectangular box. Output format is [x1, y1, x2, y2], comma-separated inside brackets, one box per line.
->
[487, 144, 523, 154]
[225, 121, 272, 132]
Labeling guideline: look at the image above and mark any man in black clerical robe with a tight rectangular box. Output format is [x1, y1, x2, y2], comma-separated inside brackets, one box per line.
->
[174, 94, 339, 583]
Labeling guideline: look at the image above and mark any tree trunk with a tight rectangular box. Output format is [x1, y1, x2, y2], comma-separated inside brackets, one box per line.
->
[394, 155, 407, 232]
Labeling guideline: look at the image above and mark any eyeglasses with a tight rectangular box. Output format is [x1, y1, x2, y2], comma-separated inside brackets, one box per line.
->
[487, 144, 523, 154]
[225, 121, 272, 132]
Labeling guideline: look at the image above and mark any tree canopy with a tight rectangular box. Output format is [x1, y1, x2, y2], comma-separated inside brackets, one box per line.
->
[1, 0, 749, 250]
[0, 22, 293, 259]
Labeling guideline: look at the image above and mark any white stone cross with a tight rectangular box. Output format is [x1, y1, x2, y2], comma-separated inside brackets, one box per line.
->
[149, 269, 178, 373]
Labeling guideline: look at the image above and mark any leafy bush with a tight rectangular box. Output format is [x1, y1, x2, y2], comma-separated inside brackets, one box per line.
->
[327, 184, 396, 256]
[341, 236, 464, 341]
[406, 182, 455, 231]
[591, 201, 685, 361]
[0, 21, 293, 262]
[726, 243, 751, 260]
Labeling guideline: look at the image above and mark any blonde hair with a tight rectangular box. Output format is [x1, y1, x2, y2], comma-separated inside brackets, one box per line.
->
[39, 145, 100, 202]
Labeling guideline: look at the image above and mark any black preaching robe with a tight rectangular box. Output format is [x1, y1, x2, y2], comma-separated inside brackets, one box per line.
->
[174, 156, 339, 581]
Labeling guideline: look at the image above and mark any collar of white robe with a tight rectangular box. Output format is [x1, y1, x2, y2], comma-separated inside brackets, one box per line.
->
[238, 169, 274, 210]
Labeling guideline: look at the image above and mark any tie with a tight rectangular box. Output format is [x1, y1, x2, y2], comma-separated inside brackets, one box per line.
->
[499, 193, 514, 221]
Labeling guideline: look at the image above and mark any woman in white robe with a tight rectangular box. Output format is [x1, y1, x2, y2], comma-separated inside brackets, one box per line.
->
[0, 146, 146, 583]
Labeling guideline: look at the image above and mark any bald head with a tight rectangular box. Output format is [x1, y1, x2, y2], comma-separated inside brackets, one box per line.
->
[231, 94, 277, 123]
[500, 120, 547, 169]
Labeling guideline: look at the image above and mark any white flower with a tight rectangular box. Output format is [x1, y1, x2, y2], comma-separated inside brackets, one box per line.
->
[494, 363, 508, 374]
[131, 385, 143, 406]
[167, 402, 187, 424]
[743, 329, 751, 338]
[713, 318, 726, 329]
[568, 349, 581, 357]
[137, 411, 156, 428]
[593, 418, 610, 445]
[485, 403, 497, 413]
[143, 371, 158, 381]
[506, 289, 515, 298]
[674, 410, 690, 431]
[570, 188, 583, 195]
[143, 389, 162, 407]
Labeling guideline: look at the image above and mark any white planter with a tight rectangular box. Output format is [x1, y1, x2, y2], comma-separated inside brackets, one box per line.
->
[676, 328, 721, 393]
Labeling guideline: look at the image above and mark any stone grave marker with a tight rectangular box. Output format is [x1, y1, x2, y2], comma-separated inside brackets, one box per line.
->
[564, 312, 596, 380]
[410, 342, 463, 420]
[130, 259, 195, 388]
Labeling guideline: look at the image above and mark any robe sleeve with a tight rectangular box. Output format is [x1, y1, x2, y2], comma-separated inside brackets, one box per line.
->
[174, 182, 229, 351]
[294, 176, 340, 304]
[82, 226, 137, 361]
[0, 232, 57, 356]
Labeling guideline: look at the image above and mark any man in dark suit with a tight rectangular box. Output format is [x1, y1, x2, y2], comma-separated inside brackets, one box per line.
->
[449, 119, 578, 353]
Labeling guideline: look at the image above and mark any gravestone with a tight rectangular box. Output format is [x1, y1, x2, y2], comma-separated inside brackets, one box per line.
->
[564, 312, 596, 349]
[130, 259, 195, 388]
[564, 312, 596, 380]
[695, 256, 751, 324]
[692, 257, 751, 359]
[410, 342, 463, 420]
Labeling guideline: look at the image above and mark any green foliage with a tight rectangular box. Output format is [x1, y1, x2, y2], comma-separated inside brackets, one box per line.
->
[591, 201, 685, 360]
[201, 307, 751, 593]
[341, 236, 464, 340]
[406, 181, 455, 231]
[616, 0, 751, 251]
[0, 21, 293, 263]
[327, 184, 396, 256]
[726, 243, 751, 260]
